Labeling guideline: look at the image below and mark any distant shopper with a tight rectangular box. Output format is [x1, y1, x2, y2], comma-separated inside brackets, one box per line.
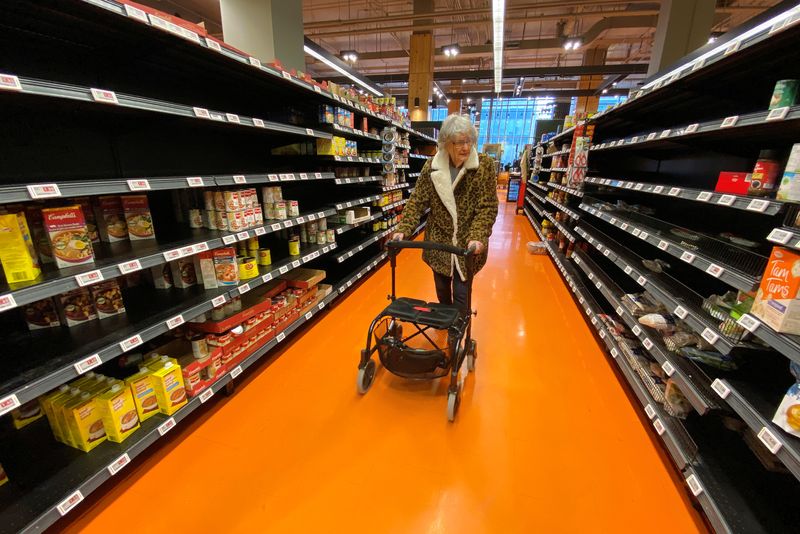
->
[393, 114, 499, 313]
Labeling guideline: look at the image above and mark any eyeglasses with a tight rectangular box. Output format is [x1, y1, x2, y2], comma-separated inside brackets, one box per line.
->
[449, 140, 473, 148]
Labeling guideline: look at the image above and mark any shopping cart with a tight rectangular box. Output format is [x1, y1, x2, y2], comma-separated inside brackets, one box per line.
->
[357, 240, 477, 421]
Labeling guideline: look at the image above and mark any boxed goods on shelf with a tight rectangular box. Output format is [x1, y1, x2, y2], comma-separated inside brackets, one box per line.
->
[42, 205, 95, 268]
[146, 358, 188, 416]
[121, 195, 156, 241]
[11, 400, 43, 429]
[94, 195, 128, 242]
[125, 368, 160, 423]
[777, 143, 800, 201]
[95, 383, 140, 443]
[0, 211, 41, 283]
[90, 280, 126, 319]
[752, 247, 800, 334]
[22, 297, 60, 330]
[57, 287, 97, 327]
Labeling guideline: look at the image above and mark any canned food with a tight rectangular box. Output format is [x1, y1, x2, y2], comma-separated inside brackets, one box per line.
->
[326, 229, 335, 243]
[191, 334, 209, 360]
[288, 200, 300, 218]
[318, 218, 328, 231]
[275, 201, 287, 220]
[204, 191, 215, 211]
[239, 257, 258, 279]
[206, 210, 218, 230]
[258, 248, 272, 266]
[214, 191, 225, 211]
[289, 236, 301, 256]
[317, 230, 326, 245]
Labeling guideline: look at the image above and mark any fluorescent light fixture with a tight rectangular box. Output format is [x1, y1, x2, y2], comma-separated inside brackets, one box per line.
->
[303, 44, 383, 96]
[340, 50, 359, 63]
[643, 3, 800, 90]
[443, 44, 460, 57]
[466, 98, 472, 102]
[564, 38, 582, 50]
[492, 0, 505, 92]
[602, 89, 608, 94]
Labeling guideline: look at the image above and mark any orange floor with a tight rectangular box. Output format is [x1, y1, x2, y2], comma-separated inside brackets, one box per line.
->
[63, 200, 708, 533]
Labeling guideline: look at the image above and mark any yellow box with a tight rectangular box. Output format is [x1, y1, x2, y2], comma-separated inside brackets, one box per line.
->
[52, 388, 83, 445]
[0, 212, 41, 283]
[64, 392, 107, 452]
[40, 385, 71, 442]
[150, 361, 188, 416]
[145, 354, 179, 371]
[96, 382, 140, 443]
[125, 367, 160, 423]
[316, 137, 335, 155]
[0, 463, 7, 487]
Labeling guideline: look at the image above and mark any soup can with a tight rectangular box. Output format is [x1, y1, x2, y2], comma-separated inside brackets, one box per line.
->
[191, 334, 209, 360]
[289, 236, 301, 256]
[326, 229, 336, 243]
[258, 248, 272, 266]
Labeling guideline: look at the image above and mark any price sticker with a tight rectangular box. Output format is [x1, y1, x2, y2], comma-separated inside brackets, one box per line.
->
[634, 183, 644, 191]
[179, 245, 195, 257]
[205, 37, 222, 51]
[645, 404, 656, 419]
[653, 186, 664, 194]
[199, 388, 215, 404]
[737, 314, 760, 333]
[299, 173, 309, 180]
[119, 334, 143, 352]
[90, 88, 118, 105]
[624, 266, 633, 275]
[165, 314, 185, 330]
[611, 348, 619, 359]
[158, 417, 176, 436]
[653, 419, 666, 436]
[647, 132, 657, 141]
[186, 176, 204, 187]
[163, 248, 182, 261]
[599, 330, 606, 339]
[222, 235, 237, 245]
[107, 453, 131, 476]
[57, 490, 84, 516]
[248, 57, 262, 67]
[717, 195, 735, 206]
[720, 115, 739, 128]
[230, 365, 243, 379]
[74, 353, 102, 375]
[686, 474, 704, 497]
[279, 266, 289, 274]
[706, 263, 725, 278]
[639, 231, 649, 240]
[766, 106, 790, 121]
[193, 107, 210, 119]
[667, 187, 681, 197]
[768, 228, 793, 244]
[254, 227, 266, 236]
[292, 260, 301, 269]
[673, 305, 689, 319]
[711, 378, 730, 399]
[262, 273, 273, 283]
[701, 328, 719, 345]
[744, 198, 769, 213]
[684, 123, 699, 134]
[696, 191, 712, 202]
[657, 240, 669, 251]
[643, 338, 654, 350]
[621, 223, 629, 231]
[253, 118, 266, 128]
[637, 276, 647, 286]
[591, 317, 598, 326]
[281, 71, 292, 80]
[238, 283, 251, 295]
[0, 294, 17, 312]
[680, 251, 696, 264]
[757, 427, 783, 454]
[632, 325, 642, 336]
[271, 223, 282, 232]
[662, 361, 676, 377]
[313, 85, 322, 93]
[659, 129, 671, 139]
[692, 58, 706, 71]
[211, 295, 227, 308]
[75, 269, 104, 287]
[124, 3, 149, 21]
[226, 113, 240, 124]
[237, 231, 250, 241]
[306, 128, 315, 136]
[323, 246, 330, 254]
[596, 282, 603, 290]
[315, 173, 323, 179]
[27, 183, 61, 199]
[305, 312, 313, 321]
[724, 41, 741, 56]
[127, 179, 151, 191]
[283, 221, 293, 228]
[277, 332, 286, 342]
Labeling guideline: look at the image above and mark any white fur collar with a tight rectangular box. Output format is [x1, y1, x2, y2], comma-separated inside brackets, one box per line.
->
[431, 147, 479, 172]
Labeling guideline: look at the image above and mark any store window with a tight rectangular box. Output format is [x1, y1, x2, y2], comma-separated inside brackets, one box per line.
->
[428, 107, 449, 122]
[476, 97, 555, 166]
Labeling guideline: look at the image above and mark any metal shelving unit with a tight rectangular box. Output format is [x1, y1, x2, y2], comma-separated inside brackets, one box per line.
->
[334, 175, 382, 185]
[333, 194, 382, 211]
[544, 196, 581, 220]
[334, 228, 394, 263]
[543, 212, 576, 243]
[528, 181, 549, 193]
[546, 182, 584, 197]
[736, 313, 800, 366]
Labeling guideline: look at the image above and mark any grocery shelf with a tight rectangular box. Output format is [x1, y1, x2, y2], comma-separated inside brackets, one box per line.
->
[736, 313, 800, 366]
[528, 188, 549, 205]
[334, 176, 383, 185]
[541, 125, 576, 146]
[546, 182, 584, 198]
[380, 199, 408, 211]
[396, 164, 410, 169]
[327, 123, 381, 141]
[544, 196, 581, 220]
[528, 180, 549, 193]
[2, 74, 330, 140]
[541, 150, 570, 159]
[409, 173, 421, 178]
[409, 154, 429, 160]
[579, 198, 767, 292]
[523, 206, 544, 241]
[525, 195, 547, 219]
[214, 172, 336, 187]
[380, 183, 411, 192]
[573, 223, 755, 355]
[334, 228, 393, 263]
[766, 226, 800, 251]
[571, 250, 718, 415]
[0, 207, 337, 313]
[332, 213, 384, 235]
[585, 177, 784, 216]
[396, 144, 411, 150]
[333, 194, 382, 211]
[543, 212, 576, 243]
[320, 155, 383, 164]
[710, 379, 800, 482]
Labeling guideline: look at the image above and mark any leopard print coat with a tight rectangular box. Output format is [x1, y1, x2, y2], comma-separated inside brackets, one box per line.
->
[396, 147, 499, 281]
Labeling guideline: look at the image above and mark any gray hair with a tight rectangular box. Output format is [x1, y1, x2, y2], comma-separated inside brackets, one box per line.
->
[437, 114, 478, 150]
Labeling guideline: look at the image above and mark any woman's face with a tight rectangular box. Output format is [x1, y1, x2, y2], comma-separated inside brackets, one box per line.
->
[446, 134, 473, 168]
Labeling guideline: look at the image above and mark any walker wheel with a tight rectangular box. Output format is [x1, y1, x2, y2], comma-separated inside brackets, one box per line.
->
[447, 389, 460, 422]
[357, 359, 376, 394]
[467, 340, 477, 372]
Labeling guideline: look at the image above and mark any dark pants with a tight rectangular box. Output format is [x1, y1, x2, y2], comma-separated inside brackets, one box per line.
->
[433, 271, 471, 314]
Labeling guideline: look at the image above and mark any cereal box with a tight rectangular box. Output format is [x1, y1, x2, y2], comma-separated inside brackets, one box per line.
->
[149, 360, 187, 416]
[122, 194, 156, 240]
[752, 247, 800, 334]
[126, 367, 160, 423]
[0, 212, 41, 283]
[94, 195, 129, 243]
[57, 287, 98, 327]
[64, 392, 107, 452]
[90, 280, 126, 319]
[213, 247, 239, 286]
[42, 205, 95, 269]
[170, 258, 197, 289]
[23, 297, 61, 330]
[96, 383, 140, 443]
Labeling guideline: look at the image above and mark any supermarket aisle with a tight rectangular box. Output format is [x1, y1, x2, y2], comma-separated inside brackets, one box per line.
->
[64, 201, 707, 533]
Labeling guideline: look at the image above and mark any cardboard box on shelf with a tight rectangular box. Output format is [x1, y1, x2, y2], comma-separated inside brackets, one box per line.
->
[0, 212, 41, 283]
[22, 297, 60, 330]
[94, 195, 128, 243]
[752, 247, 800, 334]
[150, 263, 173, 289]
[122, 195, 156, 240]
[63, 392, 107, 452]
[11, 399, 44, 430]
[125, 367, 160, 423]
[195, 251, 218, 289]
[213, 247, 239, 286]
[149, 360, 188, 416]
[57, 287, 98, 327]
[715, 172, 752, 195]
[280, 268, 326, 289]
[90, 280, 126, 319]
[170, 258, 198, 289]
[42, 205, 95, 269]
[95, 383, 140, 443]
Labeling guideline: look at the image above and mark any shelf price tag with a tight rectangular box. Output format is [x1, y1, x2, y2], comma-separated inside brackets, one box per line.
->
[315, 173, 323, 179]
[57, 490, 84, 516]
[253, 118, 266, 128]
[659, 129, 671, 139]
[222, 234, 237, 245]
[226, 113, 240, 124]
[232, 175, 247, 184]
[653, 418, 666, 436]
[653, 186, 664, 194]
[119, 334, 143, 352]
[610, 348, 618, 359]
[211, 295, 227, 307]
[127, 179, 151, 191]
[632, 325, 642, 336]
[90, 88, 118, 105]
[717, 195, 735, 206]
[696, 191, 712, 202]
[766, 106, 790, 121]
[74, 353, 102, 375]
[74, 269, 104, 287]
[271, 223, 282, 232]
[254, 227, 266, 236]
[639, 231, 649, 240]
[199, 388, 215, 403]
[647, 132, 657, 141]
[724, 41, 741, 56]
[644, 404, 656, 419]
[165, 314, 185, 330]
[720, 115, 739, 128]
[238, 283, 251, 295]
[767, 228, 793, 244]
[163, 248, 182, 261]
[276, 332, 286, 342]
[643, 338, 654, 350]
[686, 474, 704, 497]
[692, 58, 706, 72]
[248, 57, 262, 68]
[621, 223, 629, 231]
[27, 183, 61, 199]
[684, 123, 700, 134]
[701, 328, 719, 345]
[107, 453, 131, 476]
[236, 231, 250, 241]
[306, 128, 315, 136]
[674, 305, 689, 319]
[193, 107, 210, 119]
[279, 266, 289, 274]
[710, 378, 731, 399]
[186, 176, 204, 187]
[230, 365, 243, 379]
[0, 294, 17, 312]
[680, 251, 696, 264]
[637, 276, 647, 286]
[746, 199, 769, 212]
[706, 263, 725, 278]
[305, 311, 313, 321]
[262, 273, 273, 283]
[281, 71, 292, 80]
[657, 240, 669, 251]
[667, 187, 681, 196]
[757, 427, 783, 454]
[737, 314, 760, 333]
[624, 266, 633, 275]
[157, 417, 176, 436]
[662, 361, 676, 377]
[205, 37, 222, 52]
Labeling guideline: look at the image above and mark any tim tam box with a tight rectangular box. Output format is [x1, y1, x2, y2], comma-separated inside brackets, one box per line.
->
[752, 247, 800, 334]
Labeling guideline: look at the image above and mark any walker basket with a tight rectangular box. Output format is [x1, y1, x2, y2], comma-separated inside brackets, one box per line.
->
[373, 317, 452, 379]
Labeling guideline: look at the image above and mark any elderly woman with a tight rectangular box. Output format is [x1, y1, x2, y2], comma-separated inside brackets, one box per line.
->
[393, 114, 499, 313]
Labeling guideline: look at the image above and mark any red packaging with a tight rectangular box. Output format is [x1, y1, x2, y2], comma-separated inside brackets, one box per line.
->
[714, 172, 752, 195]
[41, 205, 95, 268]
[122, 195, 155, 240]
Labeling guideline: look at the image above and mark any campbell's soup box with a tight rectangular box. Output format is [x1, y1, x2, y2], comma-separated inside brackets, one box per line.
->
[752, 247, 800, 334]
[94, 195, 129, 243]
[122, 195, 156, 240]
[74, 197, 100, 243]
[41, 205, 95, 269]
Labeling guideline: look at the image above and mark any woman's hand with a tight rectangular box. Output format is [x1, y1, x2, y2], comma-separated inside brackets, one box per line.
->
[391, 232, 405, 241]
[467, 240, 484, 254]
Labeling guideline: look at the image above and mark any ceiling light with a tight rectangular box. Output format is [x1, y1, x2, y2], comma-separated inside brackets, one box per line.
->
[466, 98, 472, 102]
[443, 44, 460, 57]
[340, 49, 358, 63]
[462, 79, 467, 83]
[602, 89, 608, 94]
[446, 98, 451, 103]
[303, 44, 382, 96]
[492, 0, 505, 92]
